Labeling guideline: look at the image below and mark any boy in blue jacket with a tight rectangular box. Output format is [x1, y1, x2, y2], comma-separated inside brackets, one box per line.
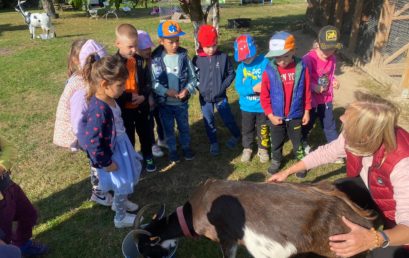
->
[193, 25, 240, 156]
[234, 34, 270, 163]
[151, 20, 197, 163]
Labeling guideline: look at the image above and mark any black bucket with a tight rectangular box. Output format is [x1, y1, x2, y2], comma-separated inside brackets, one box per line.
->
[122, 230, 178, 258]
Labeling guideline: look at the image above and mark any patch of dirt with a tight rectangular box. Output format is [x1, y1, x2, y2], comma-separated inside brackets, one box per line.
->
[0, 48, 14, 57]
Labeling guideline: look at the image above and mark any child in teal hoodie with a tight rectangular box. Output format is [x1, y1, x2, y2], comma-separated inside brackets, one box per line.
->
[234, 34, 270, 163]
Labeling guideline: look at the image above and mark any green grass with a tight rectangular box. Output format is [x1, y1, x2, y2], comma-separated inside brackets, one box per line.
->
[0, 2, 351, 257]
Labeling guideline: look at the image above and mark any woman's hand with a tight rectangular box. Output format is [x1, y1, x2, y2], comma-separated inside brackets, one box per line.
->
[266, 169, 291, 183]
[329, 216, 376, 257]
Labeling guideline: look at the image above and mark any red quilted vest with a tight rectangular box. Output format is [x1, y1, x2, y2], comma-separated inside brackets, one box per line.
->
[346, 127, 409, 228]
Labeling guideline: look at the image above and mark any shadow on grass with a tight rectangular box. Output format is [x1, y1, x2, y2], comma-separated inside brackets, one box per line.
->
[0, 23, 27, 36]
[57, 33, 90, 38]
[34, 178, 90, 223]
[218, 13, 307, 57]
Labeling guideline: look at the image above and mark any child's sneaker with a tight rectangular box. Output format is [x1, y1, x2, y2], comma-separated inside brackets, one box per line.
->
[257, 148, 270, 163]
[333, 158, 344, 164]
[183, 148, 195, 161]
[145, 158, 157, 173]
[157, 139, 168, 149]
[19, 240, 48, 257]
[112, 200, 139, 212]
[114, 213, 136, 228]
[226, 136, 239, 149]
[90, 191, 113, 206]
[268, 160, 281, 174]
[210, 143, 220, 156]
[302, 141, 311, 155]
[152, 144, 164, 158]
[296, 145, 306, 160]
[295, 171, 307, 179]
[169, 151, 180, 163]
[240, 148, 253, 162]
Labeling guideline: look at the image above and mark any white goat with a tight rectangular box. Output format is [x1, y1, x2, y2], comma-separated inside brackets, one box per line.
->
[15, 0, 56, 39]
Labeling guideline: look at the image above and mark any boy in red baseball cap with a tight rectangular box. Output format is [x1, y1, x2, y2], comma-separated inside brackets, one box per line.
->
[192, 24, 240, 156]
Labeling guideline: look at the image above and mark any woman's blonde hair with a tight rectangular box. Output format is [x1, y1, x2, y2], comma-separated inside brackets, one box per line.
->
[67, 39, 88, 77]
[343, 91, 400, 156]
[82, 54, 128, 101]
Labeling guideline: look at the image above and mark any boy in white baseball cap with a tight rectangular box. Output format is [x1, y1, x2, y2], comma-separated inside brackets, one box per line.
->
[261, 31, 311, 174]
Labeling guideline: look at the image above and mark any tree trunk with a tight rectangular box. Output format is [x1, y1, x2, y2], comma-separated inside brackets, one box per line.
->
[42, 0, 58, 19]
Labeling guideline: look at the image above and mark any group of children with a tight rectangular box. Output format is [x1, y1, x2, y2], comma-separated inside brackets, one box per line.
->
[0, 20, 343, 257]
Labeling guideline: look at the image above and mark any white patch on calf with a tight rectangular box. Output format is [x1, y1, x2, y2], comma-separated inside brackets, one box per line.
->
[243, 227, 297, 258]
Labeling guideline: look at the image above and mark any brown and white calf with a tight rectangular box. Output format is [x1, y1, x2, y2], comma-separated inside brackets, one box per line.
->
[135, 179, 374, 258]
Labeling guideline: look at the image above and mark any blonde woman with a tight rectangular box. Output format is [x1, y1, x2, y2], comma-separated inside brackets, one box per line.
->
[267, 91, 409, 258]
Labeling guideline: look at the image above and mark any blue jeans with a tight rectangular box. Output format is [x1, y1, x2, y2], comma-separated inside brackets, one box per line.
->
[302, 102, 338, 143]
[159, 103, 190, 152]
[200, 97, 241, 144]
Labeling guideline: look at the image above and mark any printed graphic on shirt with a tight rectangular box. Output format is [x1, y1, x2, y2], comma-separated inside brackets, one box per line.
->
[243, 67, 263, 101]
[166, 66, 179, 74]
[246, 95, 260, 101]
[243, 67, 263, 80]
[280, 72, 295, 83]
[318, 74, 329, 91]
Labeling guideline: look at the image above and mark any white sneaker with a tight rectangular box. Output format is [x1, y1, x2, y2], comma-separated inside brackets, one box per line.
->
[90, 192, 113, 206]
[302, 142, 311, 155]
[157, 139, 168, 149]
[114, 213, 136, 228]
[240, 148, 253, 162]
[152, 144, 164, 158]
[257, 148, 270, 163]
[333, 158, 345, 164]
[112, 200, 139, 212]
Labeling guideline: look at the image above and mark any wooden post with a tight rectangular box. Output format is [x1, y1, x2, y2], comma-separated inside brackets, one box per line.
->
[347, 0, 364, 52]
[371, 0, 395, 66]
[401, 50, 409, 90]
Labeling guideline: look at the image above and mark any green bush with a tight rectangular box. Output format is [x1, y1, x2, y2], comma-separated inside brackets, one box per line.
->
[69, 0, 84, 9]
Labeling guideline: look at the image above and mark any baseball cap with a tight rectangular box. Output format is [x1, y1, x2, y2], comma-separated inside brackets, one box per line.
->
[157, 20, 185, 38]
[198, 25, 218, 47]
[234, 34, 257, 62]
[265, 31, 295, 58]
[137, 30, 155, 50]
[318, 25, 343, 50]
[79, 39, 107, 68]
